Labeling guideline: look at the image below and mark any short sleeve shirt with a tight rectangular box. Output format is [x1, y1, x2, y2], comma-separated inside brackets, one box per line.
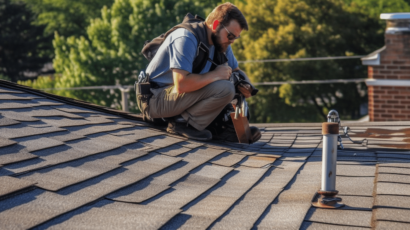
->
[146, 28, 238, 87]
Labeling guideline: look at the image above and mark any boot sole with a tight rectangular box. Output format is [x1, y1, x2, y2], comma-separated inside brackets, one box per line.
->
[166, 127, 212, 141]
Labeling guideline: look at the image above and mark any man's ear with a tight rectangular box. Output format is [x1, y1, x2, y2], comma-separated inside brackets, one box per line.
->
[212, 20, 219, 31]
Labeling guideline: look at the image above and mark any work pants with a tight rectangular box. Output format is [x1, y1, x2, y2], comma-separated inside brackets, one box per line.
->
[147, 80, 235, 131]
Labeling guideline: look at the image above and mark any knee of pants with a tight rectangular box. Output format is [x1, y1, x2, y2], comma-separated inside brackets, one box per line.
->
[213, 80, 236, 103]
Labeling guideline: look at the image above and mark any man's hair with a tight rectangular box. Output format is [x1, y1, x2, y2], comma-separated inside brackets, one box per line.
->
[205, 2, 248, 31]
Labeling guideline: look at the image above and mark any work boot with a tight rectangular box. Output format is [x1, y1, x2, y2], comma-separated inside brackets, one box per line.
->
[211, 123, 238, 142]
[249, 126, 262, 143]
[166, 120, 212, 141]
[213, 124, 261, 144]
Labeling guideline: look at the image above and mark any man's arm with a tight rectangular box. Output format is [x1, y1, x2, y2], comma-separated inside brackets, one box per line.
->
[172, 65, 232, 93]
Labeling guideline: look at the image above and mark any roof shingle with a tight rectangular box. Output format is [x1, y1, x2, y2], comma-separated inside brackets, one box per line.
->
[1, 80, 410, 229]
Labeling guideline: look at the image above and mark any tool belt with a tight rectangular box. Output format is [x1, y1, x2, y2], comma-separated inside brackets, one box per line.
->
[135, 81, 153, 121]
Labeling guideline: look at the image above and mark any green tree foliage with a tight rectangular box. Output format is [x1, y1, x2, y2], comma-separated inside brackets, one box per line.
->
[0, 73, 11, 81]
[18, 75, 58, 94]
[20, 0, 410, 120]
[31, 0, 219, 110]
[15, 0, 115, 38]
[346, 0, 410, 19]
[233, 0, 388, 122]
[0, 0, 52, 82]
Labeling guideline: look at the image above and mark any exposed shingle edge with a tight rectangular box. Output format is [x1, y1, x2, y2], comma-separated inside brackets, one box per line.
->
[0, 176, 37, 200]
[211, 160, 305, 229]
[254, 148, 320, 228]
[0, 79, 144, 122]
[8, 154, 183, 229]
[0, 186, 36, 202]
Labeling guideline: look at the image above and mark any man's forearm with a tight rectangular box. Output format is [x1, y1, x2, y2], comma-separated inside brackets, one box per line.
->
[173, 71, 220, 93]
[172, 65, 232, 93]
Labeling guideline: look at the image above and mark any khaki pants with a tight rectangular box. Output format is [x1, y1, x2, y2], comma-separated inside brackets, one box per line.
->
[147, 80, 235, 131]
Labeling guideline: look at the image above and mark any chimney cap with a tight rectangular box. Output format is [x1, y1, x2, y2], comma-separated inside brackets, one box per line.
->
[381, 13, 410, 20]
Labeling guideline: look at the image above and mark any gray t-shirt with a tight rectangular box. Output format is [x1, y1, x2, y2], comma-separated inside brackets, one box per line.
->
[146, 28, 239, 87]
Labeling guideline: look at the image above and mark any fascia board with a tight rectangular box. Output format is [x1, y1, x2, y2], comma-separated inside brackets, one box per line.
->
[361, 46, 386, 66]
[366, 79, 410, 86]
[381, 13, 410, 20]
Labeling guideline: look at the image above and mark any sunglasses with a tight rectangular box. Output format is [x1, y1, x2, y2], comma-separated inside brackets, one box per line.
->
[222, 24, 240, 40]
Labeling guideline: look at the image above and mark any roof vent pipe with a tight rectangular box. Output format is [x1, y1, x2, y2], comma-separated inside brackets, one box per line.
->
[327, 110, 345, 149]
[312, 113, 344, 209]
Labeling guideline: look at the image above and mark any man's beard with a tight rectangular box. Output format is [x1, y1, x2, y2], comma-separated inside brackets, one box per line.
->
[211, 31, 228, 53]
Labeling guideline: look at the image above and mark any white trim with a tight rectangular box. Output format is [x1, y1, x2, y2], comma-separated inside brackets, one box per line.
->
[361, 46, 385, 66]
[361, 53, 380, 65]
[366, 79, 410, 86]
[386, 27, 410, 34]
[381, 13, 410, 20]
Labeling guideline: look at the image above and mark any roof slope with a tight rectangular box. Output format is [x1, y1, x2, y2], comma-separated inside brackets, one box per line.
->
[1, 80, 410, 229]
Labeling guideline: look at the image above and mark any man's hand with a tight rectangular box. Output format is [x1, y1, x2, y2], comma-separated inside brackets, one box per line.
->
[238, 83, 252, 98]
[214, 65, 232, 81]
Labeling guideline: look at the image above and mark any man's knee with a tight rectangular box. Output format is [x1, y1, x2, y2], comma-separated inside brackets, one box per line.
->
[211, 80, 235, 102]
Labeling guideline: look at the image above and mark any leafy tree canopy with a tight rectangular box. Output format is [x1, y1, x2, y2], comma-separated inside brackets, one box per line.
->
[20, 0, 410, 121]
[232, 0, 402, 122]
[15, 0, 115, 37]
[345, 0, 410, 19]
[22, 0, 219, 110]
[0, 0, 52, 82]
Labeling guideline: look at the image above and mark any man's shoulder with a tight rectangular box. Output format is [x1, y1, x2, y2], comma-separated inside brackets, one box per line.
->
[167, 28, 198, 45]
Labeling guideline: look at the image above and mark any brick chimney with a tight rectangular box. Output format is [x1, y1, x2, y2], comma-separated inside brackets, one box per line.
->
[362, 13, 410, 121]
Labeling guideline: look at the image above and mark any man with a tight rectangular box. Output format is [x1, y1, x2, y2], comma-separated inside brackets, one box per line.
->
[141, 2, 260, 142]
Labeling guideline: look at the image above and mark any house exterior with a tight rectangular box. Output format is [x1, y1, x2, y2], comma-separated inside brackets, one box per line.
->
[362, 13, 410, 121]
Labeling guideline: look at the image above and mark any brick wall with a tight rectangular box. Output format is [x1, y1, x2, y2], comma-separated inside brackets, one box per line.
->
[368, 86, 410, 121]
[367, 33, 410, 121]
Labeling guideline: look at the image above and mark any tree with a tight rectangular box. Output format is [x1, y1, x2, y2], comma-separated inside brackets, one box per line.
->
[22, 0, 408, 121]
[345, 0, 410, 20]
[16, 0, 115, 38]
[18, 74, 58, 94]
[0, 0, 52, 82]
[23, 0, 219, 110]
[232, 0, 389, 122]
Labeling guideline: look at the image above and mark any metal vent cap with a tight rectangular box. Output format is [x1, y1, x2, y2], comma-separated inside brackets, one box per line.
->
[327, 110, 340, 123]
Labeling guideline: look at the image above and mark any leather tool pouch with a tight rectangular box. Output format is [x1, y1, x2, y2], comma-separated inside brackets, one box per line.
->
[135, 81, 153, 121]
[135, 82, 151, 95]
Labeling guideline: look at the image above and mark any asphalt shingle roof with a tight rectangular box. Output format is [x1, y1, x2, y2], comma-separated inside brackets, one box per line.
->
[1, 80, 410, 229]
